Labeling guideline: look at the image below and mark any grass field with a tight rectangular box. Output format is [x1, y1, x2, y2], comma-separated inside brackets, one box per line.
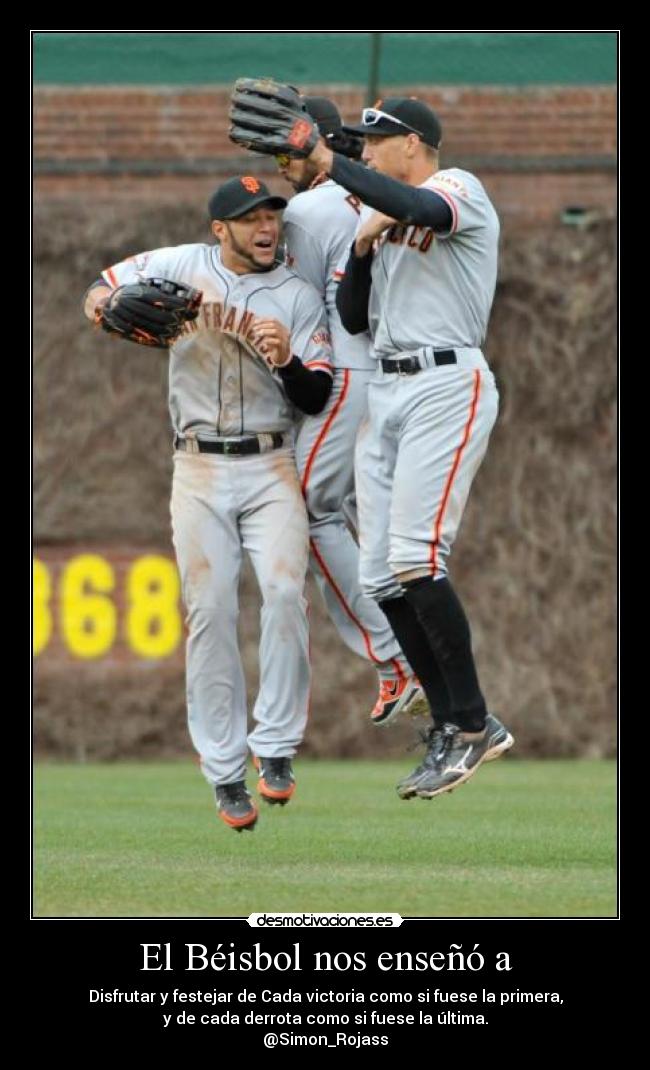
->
[33, 759, 616, 918]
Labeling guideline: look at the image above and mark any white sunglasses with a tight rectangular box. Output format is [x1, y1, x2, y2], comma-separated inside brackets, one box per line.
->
[361, 107, 423, 137]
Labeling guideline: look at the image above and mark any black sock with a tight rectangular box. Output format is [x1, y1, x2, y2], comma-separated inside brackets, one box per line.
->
[378, 595, 451, 724]
[402, 576, 487, 732]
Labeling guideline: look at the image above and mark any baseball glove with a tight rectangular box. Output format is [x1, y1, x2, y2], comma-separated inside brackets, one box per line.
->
[97, 278, 203, 349]
[229, 77, 319, 157]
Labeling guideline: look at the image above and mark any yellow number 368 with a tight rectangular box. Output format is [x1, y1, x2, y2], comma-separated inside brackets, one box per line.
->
[33, 554, 182, 660]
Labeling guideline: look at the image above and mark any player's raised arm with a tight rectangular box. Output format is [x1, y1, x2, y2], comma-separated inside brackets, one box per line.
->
[323, 153, 453, 231]
[229, 80, 452, 231]
[305, 100, 452, 230]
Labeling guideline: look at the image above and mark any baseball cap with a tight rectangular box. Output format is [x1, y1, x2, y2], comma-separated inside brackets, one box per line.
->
[209, 176, 287, 220]
[302, 96, 342, 140]
[342, 98, 442, 148]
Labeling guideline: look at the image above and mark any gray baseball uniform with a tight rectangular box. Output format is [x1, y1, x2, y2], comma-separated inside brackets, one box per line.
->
[102, 243, 332, 786]
[352, 168, 500, 599]
[326, 98, 513, 792]
[283, 179, 410, 678]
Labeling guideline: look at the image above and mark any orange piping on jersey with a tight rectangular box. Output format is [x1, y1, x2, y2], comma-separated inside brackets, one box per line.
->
[309, 536, 404, 679]
[301, 368, 350, 494]
[104, 267, 119, 289]
[429, 370, 481, 577]
[304, 360, 334, 376]
[428, 186, 458, 234]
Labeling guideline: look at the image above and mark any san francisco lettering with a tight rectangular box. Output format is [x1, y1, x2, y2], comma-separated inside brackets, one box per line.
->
[386, 224, 435, 253]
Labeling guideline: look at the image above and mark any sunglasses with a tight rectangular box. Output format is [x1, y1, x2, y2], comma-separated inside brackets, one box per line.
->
[361, 107, 423, 137]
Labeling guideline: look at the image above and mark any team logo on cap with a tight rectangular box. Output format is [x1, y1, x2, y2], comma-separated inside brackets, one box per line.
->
[288, 119, 313, 149]
[241, 176, 261, 193]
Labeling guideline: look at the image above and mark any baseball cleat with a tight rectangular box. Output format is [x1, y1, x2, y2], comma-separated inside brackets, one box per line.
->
[402, 678, 431, 720]
[396, 715, 514, 799]
[483, 713, 515, 762]
[255, 756, 296, 804]
[215, 781, 258, 830]
[372, 674, 425, 727]
[396, 726, 440, 798]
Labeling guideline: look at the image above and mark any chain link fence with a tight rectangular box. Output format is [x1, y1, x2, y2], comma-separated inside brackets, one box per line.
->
[33, 32, 617, 87]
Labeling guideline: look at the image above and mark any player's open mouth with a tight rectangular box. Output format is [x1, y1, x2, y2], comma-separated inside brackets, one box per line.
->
[254, 238, 274, 250]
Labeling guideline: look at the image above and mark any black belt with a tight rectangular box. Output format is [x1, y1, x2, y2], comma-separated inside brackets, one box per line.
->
[175, 433, 284, 456]
[381, 350, 456, 375]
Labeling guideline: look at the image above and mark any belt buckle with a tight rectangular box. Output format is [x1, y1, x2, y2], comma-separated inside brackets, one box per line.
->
[397, 359, 417, 376]
[222, 440, 236, 455]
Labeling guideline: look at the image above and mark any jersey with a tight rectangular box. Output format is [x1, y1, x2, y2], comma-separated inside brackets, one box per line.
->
[364, 168, 500, 358]
[282, 180, 375, 371]
[102, 244, 333, 438]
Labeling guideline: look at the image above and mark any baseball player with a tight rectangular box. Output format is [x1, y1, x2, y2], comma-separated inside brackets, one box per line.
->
[275, 96, 424, 725]
[299, 96, 515, 800]
[83, 177, 333, 831]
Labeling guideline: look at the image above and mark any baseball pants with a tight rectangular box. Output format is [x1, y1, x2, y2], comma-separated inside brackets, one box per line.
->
[171, 446, 311, 787]
[356, 350, 499, 601]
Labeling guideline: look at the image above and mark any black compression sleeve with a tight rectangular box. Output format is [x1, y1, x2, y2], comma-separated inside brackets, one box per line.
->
[278, 358, 333, 415]
[335, 243, 372, 334]
[330, 154, 453, 231]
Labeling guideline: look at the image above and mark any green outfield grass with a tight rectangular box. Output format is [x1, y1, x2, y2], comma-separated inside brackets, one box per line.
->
[33, 759, 616, 918]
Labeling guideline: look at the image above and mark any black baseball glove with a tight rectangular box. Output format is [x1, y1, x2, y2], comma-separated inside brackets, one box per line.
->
[97, 278, 203, 349]
[229, 77, 320, 157]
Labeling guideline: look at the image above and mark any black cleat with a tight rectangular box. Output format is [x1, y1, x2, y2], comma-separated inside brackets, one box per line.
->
[414, 719, 513, 799]
[215, 780, 258, 830]
[484, 713, 515, 762]
[396, 726, 441, 799]
[255, 756, 296, 804]
[397, 715, 514, 800]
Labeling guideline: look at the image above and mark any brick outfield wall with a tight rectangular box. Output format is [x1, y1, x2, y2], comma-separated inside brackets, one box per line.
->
[34, 85, 617, 226]
[35, 171, 617, 230]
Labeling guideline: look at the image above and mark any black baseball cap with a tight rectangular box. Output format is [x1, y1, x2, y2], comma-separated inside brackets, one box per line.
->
[209, 176, 287, 221]
[302, 96, 342, 140]
[342, 98, 442, 148]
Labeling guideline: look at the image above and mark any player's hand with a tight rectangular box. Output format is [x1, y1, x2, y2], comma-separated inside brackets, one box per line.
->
[249, 318, 292, 368]
[355, 212, 397, 257]
[307, 141, 335, 174]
